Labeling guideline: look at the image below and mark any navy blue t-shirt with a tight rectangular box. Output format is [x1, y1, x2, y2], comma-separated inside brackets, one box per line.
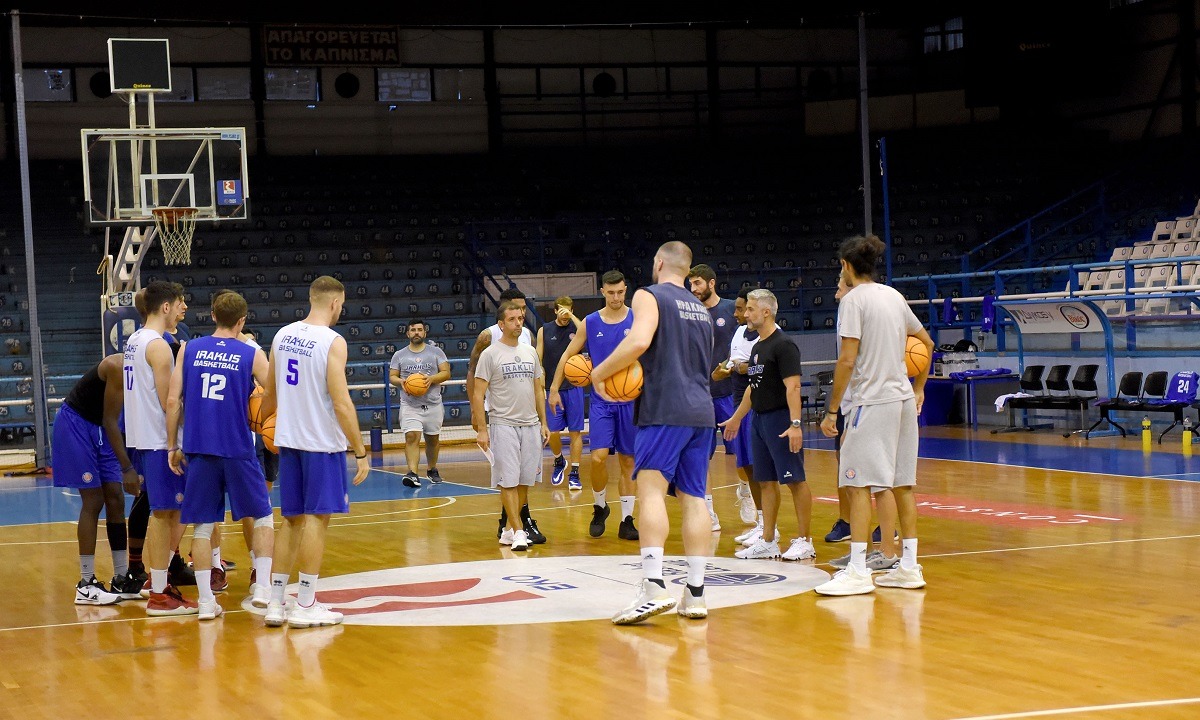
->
[636, 283, 715, 428]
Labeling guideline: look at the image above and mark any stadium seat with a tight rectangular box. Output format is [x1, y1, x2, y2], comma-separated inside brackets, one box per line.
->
[1085, 371, 1144, 439]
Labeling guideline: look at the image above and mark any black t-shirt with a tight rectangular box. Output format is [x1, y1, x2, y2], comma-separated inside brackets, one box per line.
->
[747, 330, 802, 414]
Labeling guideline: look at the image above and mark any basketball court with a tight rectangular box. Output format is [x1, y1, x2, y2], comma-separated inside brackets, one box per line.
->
[1, 427, 1198, 719]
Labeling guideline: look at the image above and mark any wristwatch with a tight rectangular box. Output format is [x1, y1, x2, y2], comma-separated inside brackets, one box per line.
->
[790, 418, 803, 428]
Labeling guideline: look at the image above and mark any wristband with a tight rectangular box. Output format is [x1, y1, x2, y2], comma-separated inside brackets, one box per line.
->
[355, 453, 367, 459]
[168, 447, 180, 452]
[825, 411, 837, 418]
[121, 465, 134, 473]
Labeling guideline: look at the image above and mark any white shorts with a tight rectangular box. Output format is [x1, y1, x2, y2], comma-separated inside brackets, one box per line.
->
[488, 423, 543, 489]
[838, 398, 918, 490]
[400, 402, 443, 436]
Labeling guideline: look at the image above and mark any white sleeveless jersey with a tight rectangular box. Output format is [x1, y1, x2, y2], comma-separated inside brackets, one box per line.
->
[483, 324, 533, 411]
[123, 327, 170, 450]
[272, 321, 349, 453]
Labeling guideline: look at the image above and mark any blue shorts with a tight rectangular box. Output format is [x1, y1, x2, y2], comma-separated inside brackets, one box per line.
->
[52, 404, 122, 489]
[278, 447, 350, 517]
[548, 385, 585, 433]
[180, 454, 271, 524]
[135, 448, 186, 511]
[731, 410, 755, 469]
[709, 395, 737, 459]
[633, 425, 712, 499]
[750, 408, 806, 485]
[589, 398, 635, 455]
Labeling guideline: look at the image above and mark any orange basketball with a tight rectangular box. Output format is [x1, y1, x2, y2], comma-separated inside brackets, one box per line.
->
[564, 354, 592, 387]
[905, 336, 931, 378]
[259, 413, 278, 454]
[403, 372, 431, 396]
[606, 361, 643, 402]
[248, 386, 267, 433]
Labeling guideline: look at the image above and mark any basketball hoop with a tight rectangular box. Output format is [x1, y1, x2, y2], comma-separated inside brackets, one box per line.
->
[151, 207, 198, 265]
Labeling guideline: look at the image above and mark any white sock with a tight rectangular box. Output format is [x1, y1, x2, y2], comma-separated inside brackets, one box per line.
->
[211, 546, 222, 569]
[641, 547, 664, 581]
[151, 568, 168, 593]
[112, 550, 128, 578]
[686, 556, 706, 587]
[757, 510, 764, 526]
[705, 494, 714, 513]
[901, 538, 919, 570]
[594, 489, 607, 508]
[249, 551, 256, 563]
[196, 570, 214, 603]
[270, 572, 289, 603]
[298, 572, 318, 607]
[620, 495, 635, 520]
[254, 556, 273, 587]
[850, 542, 868, 574]
[80, 555, 95, 582]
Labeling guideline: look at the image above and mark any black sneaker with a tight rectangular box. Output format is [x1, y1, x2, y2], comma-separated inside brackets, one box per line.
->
[523, 517, 547, 544]
[168, 553, 197, 587]
[871, 525, 899, 543]
[110, 572, 145, 600]
[589, 504, 611, 538]
[618, 516, 639, 541]
[403, 472, 421, 488]
[128, 562, 148, 587]
[427, 468, 443, 484]
[497, 508, 508, 539]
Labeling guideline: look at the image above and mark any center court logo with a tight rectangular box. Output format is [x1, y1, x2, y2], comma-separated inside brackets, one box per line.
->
[245, 555, 829, 626]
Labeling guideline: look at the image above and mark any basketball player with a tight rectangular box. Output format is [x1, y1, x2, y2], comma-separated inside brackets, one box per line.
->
[720, 289, 815, 562]
[166, 290, 275, 620]
[536, 296, 583, 490]
[124, 281, 197, 615]
[472, 301, 550, 553]
[53, 353, 144, 605]
[687, 264, 737, 531]
[596, 242, 715, 623]
[389, 319, 451, 486]
[260, 276, 370, 627]
[827, 275, 900, 573]
[467, 287, 545, 543]
[815, 235, 934, 596]
[549, 271, 639, 541]
[713, 286, 763, 542]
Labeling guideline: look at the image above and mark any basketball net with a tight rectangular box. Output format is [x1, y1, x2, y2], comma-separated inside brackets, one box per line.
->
[151, 207, 198, 265]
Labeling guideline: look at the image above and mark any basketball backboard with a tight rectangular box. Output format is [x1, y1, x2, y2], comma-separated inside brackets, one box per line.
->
[80, 127, 250, 225]
[107, 38, 171, 93]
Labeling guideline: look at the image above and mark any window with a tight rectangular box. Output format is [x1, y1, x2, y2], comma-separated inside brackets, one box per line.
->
[197, 67, 251, 100]
[377, 68, 431, 102]
[159, 68, 195, 102]
[923, 17, 964, 54]
[22, 68, 72, 101]
[265, 68, 319, 101]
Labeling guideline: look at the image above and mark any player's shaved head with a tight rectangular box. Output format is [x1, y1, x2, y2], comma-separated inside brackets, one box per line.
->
[656, 241, 693, 275]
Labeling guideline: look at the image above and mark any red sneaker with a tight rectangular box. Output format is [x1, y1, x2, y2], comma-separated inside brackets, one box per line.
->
[147, 585, 199, 616]
[210, 566, 229, 593]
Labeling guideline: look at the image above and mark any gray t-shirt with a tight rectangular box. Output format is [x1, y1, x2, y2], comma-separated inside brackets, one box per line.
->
[476, 342, 543, 426]
[836, 282, 924, 407]
[390, 343, 449, 407]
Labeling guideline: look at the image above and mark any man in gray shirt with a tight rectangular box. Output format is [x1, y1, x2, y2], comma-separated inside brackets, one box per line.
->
[472, 302, 550, 552]
[389, 320, 451, 487]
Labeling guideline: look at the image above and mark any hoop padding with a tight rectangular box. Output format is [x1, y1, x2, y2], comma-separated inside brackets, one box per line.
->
[152, 207, 197, 265]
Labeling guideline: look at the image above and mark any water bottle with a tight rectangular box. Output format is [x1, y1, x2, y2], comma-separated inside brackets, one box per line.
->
[1184, 417, 1194, 458]
[1142, 416, 1152, 453]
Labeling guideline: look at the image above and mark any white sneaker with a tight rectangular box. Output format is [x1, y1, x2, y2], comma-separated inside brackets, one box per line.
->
[709, 508, 722, 532]
[499, 527, 515, 546]
[741, 526, 778, 547]
[735, 522, 763, 545]
[781, 537, 816, 561]
[198, 599, 224, 621]
[736, 483, 757, 524]
[735, 538, 781, 559]
[251, 582, 271, 609]
[264, 599, 288, 627]
[511, 529, 530, 551]
[814, 565, 875, 596]
[74, 578, 121, 606]
[677, 589, 708, 619]
[288, 601, 344, 628]
[874, 564, 926, 589]
[612, 579, 677, 625]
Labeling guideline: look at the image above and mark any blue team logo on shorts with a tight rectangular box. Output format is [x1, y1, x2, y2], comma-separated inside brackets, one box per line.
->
[82, 472, 94, 484]
[845, 468, 857, 480]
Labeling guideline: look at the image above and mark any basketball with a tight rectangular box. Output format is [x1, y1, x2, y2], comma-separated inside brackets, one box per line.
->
[564, 354, 592, 387]
[403, 372, 431, 396]
[905, 336, 931, 378]
[606, 361, 643, 402]
[248, 386, 267, 432]
[259, 413, 278, 454]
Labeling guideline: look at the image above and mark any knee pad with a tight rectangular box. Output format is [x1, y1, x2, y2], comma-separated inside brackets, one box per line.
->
[253, 515, 274, 529]
[193, 522, 216, 540]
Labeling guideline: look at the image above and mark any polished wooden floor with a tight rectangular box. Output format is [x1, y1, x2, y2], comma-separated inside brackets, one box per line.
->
[3, 425, 1200, 719]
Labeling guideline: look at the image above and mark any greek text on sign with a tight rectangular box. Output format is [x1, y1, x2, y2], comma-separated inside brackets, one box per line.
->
[264, 25, 400, 66]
